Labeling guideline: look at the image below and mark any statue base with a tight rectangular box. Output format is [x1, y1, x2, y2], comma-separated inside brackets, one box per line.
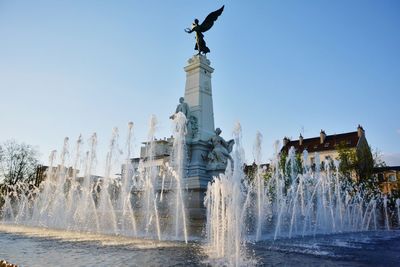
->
[182, 139, 227, 235]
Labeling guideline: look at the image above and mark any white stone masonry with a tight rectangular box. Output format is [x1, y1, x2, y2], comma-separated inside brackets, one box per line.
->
[184, 55, 215, 141]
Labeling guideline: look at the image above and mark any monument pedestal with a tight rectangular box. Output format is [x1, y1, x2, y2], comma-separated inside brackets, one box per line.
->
[183, 140, 211, 235]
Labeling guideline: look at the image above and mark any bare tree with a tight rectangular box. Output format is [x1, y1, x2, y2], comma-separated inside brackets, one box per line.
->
[0, 140, 39, 186]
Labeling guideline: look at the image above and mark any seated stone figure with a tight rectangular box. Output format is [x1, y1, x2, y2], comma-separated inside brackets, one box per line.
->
[206, 128, 234, 171]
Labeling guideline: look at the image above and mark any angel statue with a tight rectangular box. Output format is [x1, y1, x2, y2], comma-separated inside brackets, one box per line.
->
[185, 5, 224, 55]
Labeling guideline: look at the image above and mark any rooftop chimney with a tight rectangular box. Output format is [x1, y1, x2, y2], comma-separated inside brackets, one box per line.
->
[283, 137, 290, 147]
[320, 130, 326, 144]
[299, 134, 304, 146]
[357, 124, 365, 138]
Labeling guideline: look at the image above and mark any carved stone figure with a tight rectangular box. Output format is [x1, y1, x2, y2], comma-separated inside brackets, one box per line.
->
[185, 6, 224, 55]
[170, 97, 189, 119]
[188, 115, 198, 139]
[206, 128, 234, 171]
[170, 97, 199, 139]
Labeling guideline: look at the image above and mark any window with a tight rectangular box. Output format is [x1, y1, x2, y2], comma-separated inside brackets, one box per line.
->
[388, 174, 397, 182]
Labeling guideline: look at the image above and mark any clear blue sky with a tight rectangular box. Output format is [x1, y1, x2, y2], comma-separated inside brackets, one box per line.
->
[0, 0, 399, 172]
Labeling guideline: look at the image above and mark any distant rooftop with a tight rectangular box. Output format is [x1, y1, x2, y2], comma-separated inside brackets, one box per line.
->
[373, 166, 400, 172]
[281, 125, 365, 154]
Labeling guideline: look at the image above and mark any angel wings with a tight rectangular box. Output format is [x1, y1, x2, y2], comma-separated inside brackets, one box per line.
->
[185, 5, 224, 55]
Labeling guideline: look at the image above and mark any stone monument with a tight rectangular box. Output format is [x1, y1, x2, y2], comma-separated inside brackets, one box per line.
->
[174, 54, 234, 232]
[169, 6, 231, 232]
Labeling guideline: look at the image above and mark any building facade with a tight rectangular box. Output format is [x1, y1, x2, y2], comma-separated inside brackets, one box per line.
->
[373, 166, 400, 194]
[281, 125, 370, 173]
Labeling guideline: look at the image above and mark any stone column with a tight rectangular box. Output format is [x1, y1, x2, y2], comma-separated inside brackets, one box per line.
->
[184, 55, 215, 141]
[182, 55, 216, 234]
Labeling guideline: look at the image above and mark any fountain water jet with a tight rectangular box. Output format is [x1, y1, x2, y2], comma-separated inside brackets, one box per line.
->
[397, 198, 400, 226]
[171, 113, 189, 242]
[204, 122, 250, 266]
[383, 195, 390, 230]
[116, 122, 137, 236]
[135, 115, 162, 240]
[252, 131, 265, 241]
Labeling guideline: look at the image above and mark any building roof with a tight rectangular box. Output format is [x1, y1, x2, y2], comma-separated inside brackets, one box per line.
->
[141, 139, 170, 145]
[281, 131, 360, 154]
[373, 166, 400, 172]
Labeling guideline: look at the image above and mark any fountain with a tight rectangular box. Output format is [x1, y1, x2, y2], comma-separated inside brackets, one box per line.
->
[1, 110, 191, 240]
[203, 134, 399, 265]
[1, 46, 399, 267]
